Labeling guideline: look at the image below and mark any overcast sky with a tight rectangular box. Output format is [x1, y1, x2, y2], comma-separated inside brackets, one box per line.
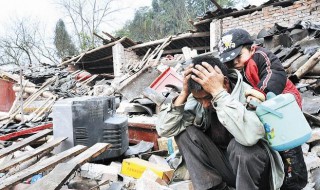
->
[0, 0, 267, 36]
[0, 0, 152, 35]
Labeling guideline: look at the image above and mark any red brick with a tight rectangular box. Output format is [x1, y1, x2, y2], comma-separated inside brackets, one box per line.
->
[219, 0, 319, 35]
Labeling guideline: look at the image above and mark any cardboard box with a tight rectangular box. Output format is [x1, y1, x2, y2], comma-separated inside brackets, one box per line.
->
[121, 158, 174, 183]
[157, 137, 178, 154]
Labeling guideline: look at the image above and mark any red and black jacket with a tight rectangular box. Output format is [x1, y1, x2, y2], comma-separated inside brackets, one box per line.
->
[243, 46, 302, 108]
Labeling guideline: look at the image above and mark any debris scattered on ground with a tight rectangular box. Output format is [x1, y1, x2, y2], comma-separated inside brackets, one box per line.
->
[0, 0, 320, 189]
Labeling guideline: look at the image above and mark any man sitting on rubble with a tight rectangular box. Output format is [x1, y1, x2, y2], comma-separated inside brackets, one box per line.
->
[218, 28, 307, 190]
[156, 55, 284, 190]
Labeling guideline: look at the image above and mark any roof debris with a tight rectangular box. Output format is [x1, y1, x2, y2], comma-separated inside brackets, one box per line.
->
[0, 0, 320, 189]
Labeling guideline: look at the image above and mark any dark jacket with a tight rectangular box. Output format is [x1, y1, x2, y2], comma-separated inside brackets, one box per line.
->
[243, 46, 302, 107]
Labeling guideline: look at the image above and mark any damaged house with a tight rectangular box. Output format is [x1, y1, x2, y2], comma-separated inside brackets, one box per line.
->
[0, 0, 320, 189]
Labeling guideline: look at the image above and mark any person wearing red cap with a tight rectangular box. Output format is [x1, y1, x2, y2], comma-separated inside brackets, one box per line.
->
[218, 28, 307, 190]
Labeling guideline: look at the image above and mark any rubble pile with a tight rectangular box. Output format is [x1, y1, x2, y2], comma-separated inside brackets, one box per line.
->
[0, 7, 319, 189]
[14, 64, 65, 84]
[0, 66, 103, 134]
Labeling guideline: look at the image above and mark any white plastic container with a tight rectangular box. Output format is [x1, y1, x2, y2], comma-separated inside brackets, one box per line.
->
[255, 93, 311, 151]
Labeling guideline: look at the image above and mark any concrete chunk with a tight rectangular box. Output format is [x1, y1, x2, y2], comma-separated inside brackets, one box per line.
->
[136, 169, 171, 190]
[304, 152, 320, 171]
[81, 163, 119, 181]
[311, 143, 320, 156]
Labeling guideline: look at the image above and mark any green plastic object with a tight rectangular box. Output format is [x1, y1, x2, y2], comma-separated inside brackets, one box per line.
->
[255, 92, 311, 151]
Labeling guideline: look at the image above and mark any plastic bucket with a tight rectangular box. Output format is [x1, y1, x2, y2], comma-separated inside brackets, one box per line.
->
[256, 93, 311, 151]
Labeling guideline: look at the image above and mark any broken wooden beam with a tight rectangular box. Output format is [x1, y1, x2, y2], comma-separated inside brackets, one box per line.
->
[0, 137, 67, 173]
[93, 32, 110, 44]
[0, 123, 53, 141]
[26, 143, 111, 190]
[68, 143, 111, 165]
[1, 76, 57, 124]
[102, 31, 117, 41]
[0, 129, 52, 159]
[59, 37, 128, 67]
[290, 50, 320, 83]
[113, 36, 172, 94]
[128, 32, 209, 50]
[12, 86, 55, 98]
[210, 0, 225, 14]
[282, 52, 302, 69]
[163, 46, 210, 55]
[27, 163, 78, 190]
[0, 145, 87, 189]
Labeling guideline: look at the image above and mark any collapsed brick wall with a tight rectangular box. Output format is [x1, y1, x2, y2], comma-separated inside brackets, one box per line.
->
[222, 0, 320, 35]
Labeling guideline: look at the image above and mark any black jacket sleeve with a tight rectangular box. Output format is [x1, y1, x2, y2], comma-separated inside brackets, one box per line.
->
[252, 47, 287, 95]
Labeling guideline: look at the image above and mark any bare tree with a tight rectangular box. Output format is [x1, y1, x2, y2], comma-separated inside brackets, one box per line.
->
[56, 0, 121, 51]
[0, 19, 35, 66]
[0, 17, 60, 66]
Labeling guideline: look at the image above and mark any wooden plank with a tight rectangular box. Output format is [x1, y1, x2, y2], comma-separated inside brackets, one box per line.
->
[93, 32, 110, 44]
[26, 143, 111, 190]
[12, 86, 55, 98]
[0, 129, 52, 159]
[26, 163, 78, 190]
[282, 52, 302, 69]
[59, 37, 127, 66]
[292, 49, 320, 80]
[129, 32, 209, 50]
[102, 31, 117, 41]
[0, 137, 67, 173]
[210, 0, 225, 14]
[163, 46, 210, 55]
[0, 145, 87, 189]
[0, 123, 52, 141]
[68, 143, 111, 165]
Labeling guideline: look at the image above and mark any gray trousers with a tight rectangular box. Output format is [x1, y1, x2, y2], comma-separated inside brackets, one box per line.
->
[175, 126, 270, 190]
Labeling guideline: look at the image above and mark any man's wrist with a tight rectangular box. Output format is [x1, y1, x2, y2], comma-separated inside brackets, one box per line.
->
[179, 91, 189, 99]
[211, 88, 226, 101]
[173, 92, 189, 106]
